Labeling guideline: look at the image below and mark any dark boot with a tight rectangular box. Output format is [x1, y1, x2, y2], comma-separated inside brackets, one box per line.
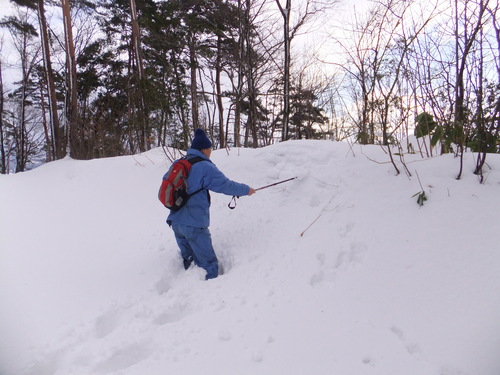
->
[183, 256, 194, 270]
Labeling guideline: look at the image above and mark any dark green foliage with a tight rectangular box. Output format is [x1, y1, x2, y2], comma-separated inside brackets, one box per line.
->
[7, 0, 36, 10]
[1, 16, 38, 36]
[412, 191, 427, 207]
[289, 87, 328, 140]
[467, 131, 499, 153]
[414, 112, 463, 153]
[414, 112, 437, 138]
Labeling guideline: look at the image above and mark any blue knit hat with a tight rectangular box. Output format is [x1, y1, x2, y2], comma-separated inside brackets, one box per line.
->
[191, 129, 212, 150]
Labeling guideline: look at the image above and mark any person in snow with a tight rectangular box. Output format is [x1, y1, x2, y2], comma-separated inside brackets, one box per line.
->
[167, 129, 256, 280]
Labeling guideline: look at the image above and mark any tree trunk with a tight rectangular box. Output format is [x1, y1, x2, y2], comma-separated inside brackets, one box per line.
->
[129, 0, 149, 152]
[275, 0, 291, 141]
[233, 0, 245, 147]
[39, 80, 52, 162]
[455, 0, 486, 179]
[16, 34, 29, 172]
[0, 60, 6, 174]
[244, 0, 258, 147]
[37, 0, 63, 160]
[61, 0, 78, 158]
[474, 13, 486, 179]
[189, 35, 199, 132]
[171, 51, 190, 147]
[215, 35, 225, 148]
[246, 45, 258, 147]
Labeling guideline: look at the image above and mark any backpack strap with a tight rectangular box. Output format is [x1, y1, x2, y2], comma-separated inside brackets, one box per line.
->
[187, 156, 205, 165]
[186, 156, 207, 197]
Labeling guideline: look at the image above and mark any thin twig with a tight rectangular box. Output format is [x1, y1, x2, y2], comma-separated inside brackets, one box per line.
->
[415, 169, 424, 191]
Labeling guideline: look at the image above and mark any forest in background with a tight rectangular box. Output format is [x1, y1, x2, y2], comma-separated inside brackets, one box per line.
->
[0, 0, 498, 179]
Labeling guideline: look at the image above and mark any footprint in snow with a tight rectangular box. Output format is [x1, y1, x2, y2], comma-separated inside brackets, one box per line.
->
[390, 326, 422, 358]
[94, 308, 121, 339]
[338, 222, 355, 238]
[93, 342, 152, 374]
[335, 241, 367, 269]
[154, 255, 185, 294]
[153, 302, 191, 326]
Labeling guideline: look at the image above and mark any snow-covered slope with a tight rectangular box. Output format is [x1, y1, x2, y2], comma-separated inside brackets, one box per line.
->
[1, 140, 499, 375]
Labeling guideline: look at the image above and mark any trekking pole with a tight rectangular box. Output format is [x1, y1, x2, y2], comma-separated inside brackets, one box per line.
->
[228, 177, 297, 209]
[255, 176, 297, 191]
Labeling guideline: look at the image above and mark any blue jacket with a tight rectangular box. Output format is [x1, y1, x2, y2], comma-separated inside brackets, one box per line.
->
[167, 148, 250, 228]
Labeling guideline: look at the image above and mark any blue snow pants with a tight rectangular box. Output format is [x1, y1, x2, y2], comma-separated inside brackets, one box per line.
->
[170, 222, 219, 279]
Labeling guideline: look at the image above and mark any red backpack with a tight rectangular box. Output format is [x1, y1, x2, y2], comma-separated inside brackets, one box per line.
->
[158, 156, 205, 211]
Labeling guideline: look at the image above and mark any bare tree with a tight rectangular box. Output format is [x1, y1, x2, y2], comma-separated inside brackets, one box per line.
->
[4, 6, 40, 172]
[406, 17, 454, 157]
[215, 33, 225, 148]
[274, 0, 336, 141]
[6, 0, 63, 160]
[472, 0, 499, 178]
[489, 3, 500, 152]
[61, 0, 79, 157]
[37, 0, 62, 160]
[454, 0, 489, 179]
[222, 0, 282, 147]
[128, 0, 150, 152]
[328, 5, 387, 145]
[0, 56, 6, 174]
[233, 0, 246, 147]
[274, 0, 291, 140]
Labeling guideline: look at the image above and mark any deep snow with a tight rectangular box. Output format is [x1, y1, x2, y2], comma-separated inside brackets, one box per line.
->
[1, 140, 499, 375]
